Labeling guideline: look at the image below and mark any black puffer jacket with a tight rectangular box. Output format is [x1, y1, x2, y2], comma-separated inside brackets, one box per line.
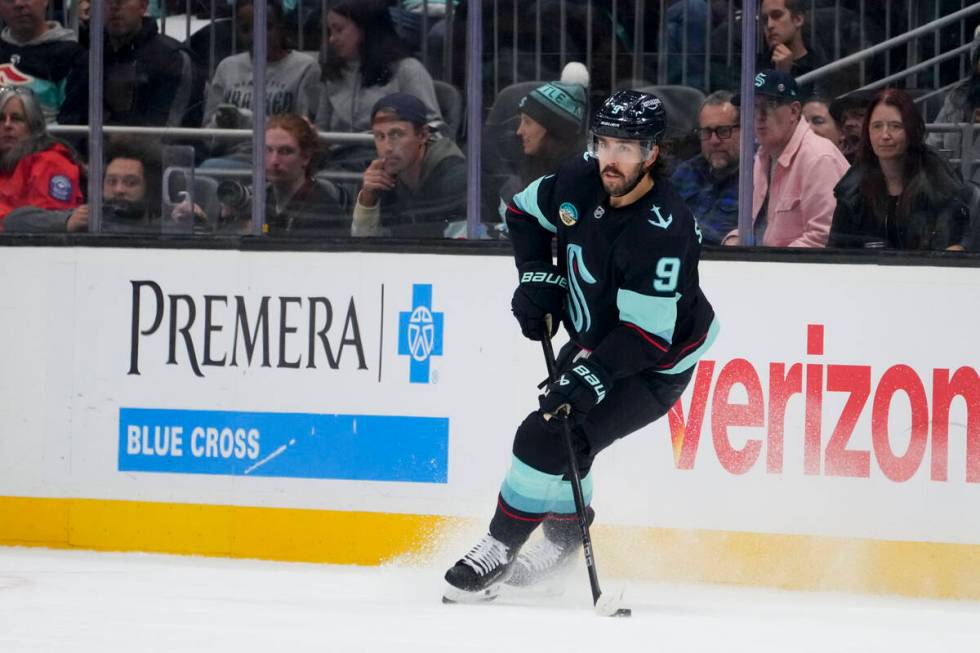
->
[829, 150, 979, 251]
[58, 18, 203, 127]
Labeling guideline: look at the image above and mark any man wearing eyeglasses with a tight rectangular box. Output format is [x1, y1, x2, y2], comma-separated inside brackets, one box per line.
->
[722, 69, 848, 247]
[671, 90, 740, 245]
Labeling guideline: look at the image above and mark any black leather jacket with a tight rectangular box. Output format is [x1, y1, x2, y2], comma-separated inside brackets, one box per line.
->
[829, 151, 979, 251]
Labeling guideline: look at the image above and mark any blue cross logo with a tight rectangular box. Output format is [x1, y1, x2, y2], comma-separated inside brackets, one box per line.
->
[398, 284, 444, 383]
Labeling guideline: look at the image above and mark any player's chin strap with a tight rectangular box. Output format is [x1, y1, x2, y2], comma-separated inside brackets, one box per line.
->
[539, 329, 631, 618]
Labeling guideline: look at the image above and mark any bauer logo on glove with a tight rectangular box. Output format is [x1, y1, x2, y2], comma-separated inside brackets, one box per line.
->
[519, 271, 568, 288]
[511, 263, 568, 341]
[539, 358, 611, 420]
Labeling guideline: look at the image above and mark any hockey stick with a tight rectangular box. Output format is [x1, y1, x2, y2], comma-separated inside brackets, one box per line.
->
[540, 334, 632, 618]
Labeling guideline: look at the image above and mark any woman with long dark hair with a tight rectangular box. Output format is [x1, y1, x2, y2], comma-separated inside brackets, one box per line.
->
[489, 64, 589, 229]
[0, 86, 83, 231]
[315, 0, 441, 167]
[830, 88, 978, 251]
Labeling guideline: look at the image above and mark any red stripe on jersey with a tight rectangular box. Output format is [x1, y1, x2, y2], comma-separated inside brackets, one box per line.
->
[623, 322, 669, 352]
[656, 328, 710, 368]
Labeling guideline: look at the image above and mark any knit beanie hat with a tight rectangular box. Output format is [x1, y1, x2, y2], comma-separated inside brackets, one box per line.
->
[518, 80, 588, 141]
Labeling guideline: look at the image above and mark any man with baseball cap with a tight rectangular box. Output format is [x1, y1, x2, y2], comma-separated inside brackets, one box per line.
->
[722, 69, 848, 247]
[352, 92, 466, 238]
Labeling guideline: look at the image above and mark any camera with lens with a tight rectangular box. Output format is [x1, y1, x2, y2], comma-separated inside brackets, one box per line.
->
[103, 200, 147, 222]
[216, 180, 253, 213]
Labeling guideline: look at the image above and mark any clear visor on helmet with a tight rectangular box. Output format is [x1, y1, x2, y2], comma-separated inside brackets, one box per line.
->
[588, 133, 653, 163]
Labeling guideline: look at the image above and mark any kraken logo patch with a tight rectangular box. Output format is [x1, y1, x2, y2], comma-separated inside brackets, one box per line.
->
[558, 202, 579, 226]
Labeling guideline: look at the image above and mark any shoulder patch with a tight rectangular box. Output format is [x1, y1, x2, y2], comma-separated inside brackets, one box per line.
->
[558, 202, 579, 226]
[49, 175, 73, 202]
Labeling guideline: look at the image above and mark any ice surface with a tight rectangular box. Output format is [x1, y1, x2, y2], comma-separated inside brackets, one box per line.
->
[1, 546, 978, 652]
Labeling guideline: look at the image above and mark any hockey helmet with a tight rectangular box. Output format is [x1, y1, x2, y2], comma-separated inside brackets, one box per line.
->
[590, 90, 667, 144]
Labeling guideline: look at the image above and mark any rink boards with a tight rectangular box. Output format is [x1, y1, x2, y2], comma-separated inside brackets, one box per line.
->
[1, 246, 979, 599]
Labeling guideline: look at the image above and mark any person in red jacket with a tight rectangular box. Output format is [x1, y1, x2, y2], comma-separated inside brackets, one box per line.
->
[0, 86, 82, 231]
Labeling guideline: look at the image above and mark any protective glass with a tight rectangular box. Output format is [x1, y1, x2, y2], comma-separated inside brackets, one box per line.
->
[588, 134, 652, 163]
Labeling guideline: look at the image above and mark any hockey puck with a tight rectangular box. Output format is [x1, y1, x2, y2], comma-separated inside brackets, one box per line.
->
[595, 591, 631, 617]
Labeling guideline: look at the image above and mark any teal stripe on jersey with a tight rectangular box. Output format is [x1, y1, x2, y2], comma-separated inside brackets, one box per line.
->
[659, 317, 720, 374]
[617, 288, 679, 344]
[500, 454, 593, 514]
[511, 176, 556, 234]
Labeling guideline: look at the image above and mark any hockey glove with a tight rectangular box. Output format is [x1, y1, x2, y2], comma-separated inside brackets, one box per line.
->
[511, 263, 567, 341]
[539, 358, 612, 422]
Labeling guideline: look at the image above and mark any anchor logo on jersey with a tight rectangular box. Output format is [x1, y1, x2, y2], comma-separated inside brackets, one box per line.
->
[648, 204, 673, 230]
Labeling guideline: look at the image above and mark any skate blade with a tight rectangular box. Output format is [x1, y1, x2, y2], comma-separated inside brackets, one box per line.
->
[442, 583, 502, 605]
[503, 581, 567, 598]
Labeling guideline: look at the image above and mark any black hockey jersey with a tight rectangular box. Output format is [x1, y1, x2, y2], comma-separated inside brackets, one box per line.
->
[0, 31, 83, 122]
[505, 153, 718, 381]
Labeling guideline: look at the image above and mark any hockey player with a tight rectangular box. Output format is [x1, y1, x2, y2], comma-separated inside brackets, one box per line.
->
[443, 90, 719, 602]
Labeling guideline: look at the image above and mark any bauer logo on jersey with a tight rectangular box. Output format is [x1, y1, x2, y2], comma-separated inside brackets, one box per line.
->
[558, 202, 579, 226]
[398, 283, 444, 384]
[49, 175, 73, 202]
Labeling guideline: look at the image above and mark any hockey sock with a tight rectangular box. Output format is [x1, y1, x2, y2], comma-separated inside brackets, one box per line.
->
[488, 494, 544, 550]
[542, 506, 595, 544]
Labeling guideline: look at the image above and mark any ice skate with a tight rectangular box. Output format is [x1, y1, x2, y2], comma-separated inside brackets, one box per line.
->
[443, 533, 514, 604]
[507, 507, 594, 589]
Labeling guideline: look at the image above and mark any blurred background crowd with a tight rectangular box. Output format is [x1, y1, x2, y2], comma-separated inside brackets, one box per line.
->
[0, 0, 978, 252]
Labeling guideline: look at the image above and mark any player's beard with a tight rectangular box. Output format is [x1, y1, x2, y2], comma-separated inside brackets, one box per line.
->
[600, 162, 649, 197]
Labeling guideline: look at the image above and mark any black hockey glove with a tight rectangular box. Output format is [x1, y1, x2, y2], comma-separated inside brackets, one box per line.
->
[539, 358, 612, 422]
[511, 263, 567, 341]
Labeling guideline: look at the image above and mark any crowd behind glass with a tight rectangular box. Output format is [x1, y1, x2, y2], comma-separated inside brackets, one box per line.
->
[0, 0, 978, 252]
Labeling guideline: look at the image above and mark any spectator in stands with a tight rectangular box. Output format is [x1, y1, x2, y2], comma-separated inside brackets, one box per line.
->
[5, 136, 164, 233]
[758, 0, 828, 98]
[830, 88, 978, 252]
[490, 69, 589, 225]
[58, 0, 202, 127]
[830, 93, 872, 164]
[802, 96, 844, 151]
[0, 0, 84, 122]
[0, 86, 82, 231]
[722, 69, 848, 247]
[666, 0, 730, 89]
[926, 32, 980, 161]
[201, 0, 321, 169]
[514, 82, 587, 180]
[212, 114, 351, 236]
[352, 92, 465, 238]
[316, 0, 442, 170]
[671, 90, 740, 246]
